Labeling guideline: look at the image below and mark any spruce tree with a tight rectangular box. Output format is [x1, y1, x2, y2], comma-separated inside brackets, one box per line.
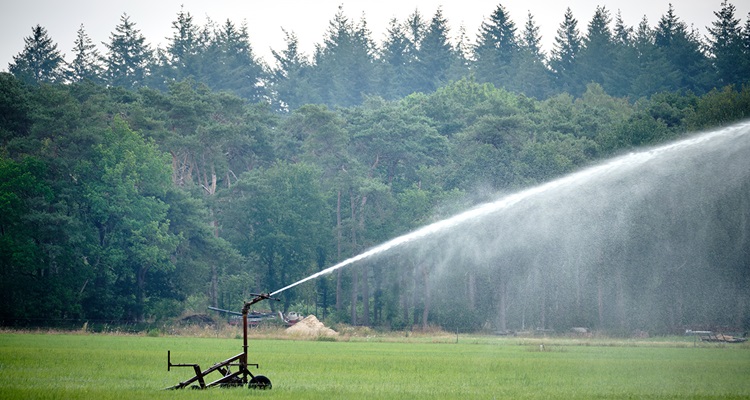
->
[472, 4, 519, 89]
[654, 4, 710, 93]
[521, 12, 543, 57]
[378, 18, 412, 99]
[102, 14, 153, 89]
[514, 12, 553, 99]
[309, 6, 375, 107]
[68, 24, 102, 83]
[165, 8, 204, 81]
[609, 11, 638, 96]
[203, 20, 266, 101]
[630, 16, 679, 97]
[449, 24, 471, 81]
[9, 25, 66, 85]
[707, 1, 745, 87]
[271, 29, 315, 110]
[550, 8, 583, 95]
[415, 8, 456, 93]
[402, 10, 427, 95]
[578, 6, 615, 93]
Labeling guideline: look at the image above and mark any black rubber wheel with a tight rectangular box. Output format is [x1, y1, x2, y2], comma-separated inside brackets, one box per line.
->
[248, 375, 272, 390]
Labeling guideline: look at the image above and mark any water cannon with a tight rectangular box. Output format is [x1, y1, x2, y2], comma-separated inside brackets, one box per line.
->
[244, 293, 280, 311]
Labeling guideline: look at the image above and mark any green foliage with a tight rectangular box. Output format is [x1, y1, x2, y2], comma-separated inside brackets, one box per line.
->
[220, 162, 328, 308]
[686, 85, 750, 129]
[0, 73, 31, 143]
[9, 4, 749, 107]
[2, 7, 750, 332]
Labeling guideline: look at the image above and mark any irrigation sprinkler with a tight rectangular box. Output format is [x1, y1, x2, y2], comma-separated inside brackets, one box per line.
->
[165, 293, 279, 390]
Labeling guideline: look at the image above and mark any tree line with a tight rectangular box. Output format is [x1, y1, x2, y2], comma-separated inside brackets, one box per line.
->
[2, 2, 750, 335]
[7, 2, 750, 108]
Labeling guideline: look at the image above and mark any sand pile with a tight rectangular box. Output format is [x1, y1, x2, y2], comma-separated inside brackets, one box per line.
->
[285, 315, 337, 337]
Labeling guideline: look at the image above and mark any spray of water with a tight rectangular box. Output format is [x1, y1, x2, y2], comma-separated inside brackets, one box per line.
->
[270, 121, 750, 297]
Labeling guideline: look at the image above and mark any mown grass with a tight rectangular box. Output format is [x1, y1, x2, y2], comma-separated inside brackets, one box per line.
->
[1, 331, 748, 399]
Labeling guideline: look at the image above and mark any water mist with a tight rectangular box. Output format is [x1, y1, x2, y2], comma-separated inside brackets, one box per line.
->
[272, 121, 750, 333]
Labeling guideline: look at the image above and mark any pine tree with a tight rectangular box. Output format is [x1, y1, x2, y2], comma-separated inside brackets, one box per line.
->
[68, 24, 102, 83]
[9, 25, 66, 85]
[550, 8, 583, 95]
[707, 1, 745, 87]
[472, 4, 519, 89]
[102, 14, 153, 89]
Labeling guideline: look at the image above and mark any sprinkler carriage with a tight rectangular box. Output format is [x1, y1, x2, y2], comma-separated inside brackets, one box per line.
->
[165, 293, 278, 390]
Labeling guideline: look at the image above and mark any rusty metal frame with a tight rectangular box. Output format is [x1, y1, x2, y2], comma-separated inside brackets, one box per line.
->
[166, 293, 278, 390]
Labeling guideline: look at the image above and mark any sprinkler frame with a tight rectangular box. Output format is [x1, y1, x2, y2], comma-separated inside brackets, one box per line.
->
[165, 293, 279, 390]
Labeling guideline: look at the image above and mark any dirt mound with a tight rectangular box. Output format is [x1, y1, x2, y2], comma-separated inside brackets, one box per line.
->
[285, 315, 337, 337]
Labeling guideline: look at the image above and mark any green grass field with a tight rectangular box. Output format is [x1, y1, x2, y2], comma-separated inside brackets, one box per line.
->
[1, 331, 748, 399]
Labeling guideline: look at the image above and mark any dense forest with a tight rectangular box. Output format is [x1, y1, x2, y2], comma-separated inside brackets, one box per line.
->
[2, 2, 750, 335]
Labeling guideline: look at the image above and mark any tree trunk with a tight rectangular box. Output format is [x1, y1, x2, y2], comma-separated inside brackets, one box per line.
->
[136, 265, 149, 322]
[351, 265, 358, 325]
[336, 190, 342, 311]
[349, 189, 358, 324]
[615, 269, 625, 330]
[362, 265, 370, 326]
[209, 209, 219, 307]
[401, 266, 410, 325]
[496, 279, 507, 333]
[540, 275, 547, 330]
[421, 265, 430, 330]
[597, 271, 604, 328]
[467, 271, 476, 309]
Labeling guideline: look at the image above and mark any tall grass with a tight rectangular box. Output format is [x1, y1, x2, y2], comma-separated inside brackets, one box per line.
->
[0, 332, 748, 399]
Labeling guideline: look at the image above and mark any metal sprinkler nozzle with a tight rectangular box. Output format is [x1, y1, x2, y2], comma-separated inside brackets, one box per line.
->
[242, 293, 280, 313]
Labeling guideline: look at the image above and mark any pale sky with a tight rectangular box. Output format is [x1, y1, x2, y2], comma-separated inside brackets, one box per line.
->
[2, 1, 748, 71]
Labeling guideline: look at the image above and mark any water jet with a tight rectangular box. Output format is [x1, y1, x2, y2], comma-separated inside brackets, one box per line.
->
[273, 121, 750, 333]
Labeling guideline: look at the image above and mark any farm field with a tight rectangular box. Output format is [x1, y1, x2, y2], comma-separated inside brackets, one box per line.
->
[0, 331, 748, 399]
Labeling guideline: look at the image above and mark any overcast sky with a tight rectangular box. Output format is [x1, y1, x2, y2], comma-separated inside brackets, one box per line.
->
[2, 1, 748, 72]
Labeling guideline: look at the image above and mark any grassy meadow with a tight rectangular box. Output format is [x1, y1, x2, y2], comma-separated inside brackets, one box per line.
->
[1, 330, 749, 399]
